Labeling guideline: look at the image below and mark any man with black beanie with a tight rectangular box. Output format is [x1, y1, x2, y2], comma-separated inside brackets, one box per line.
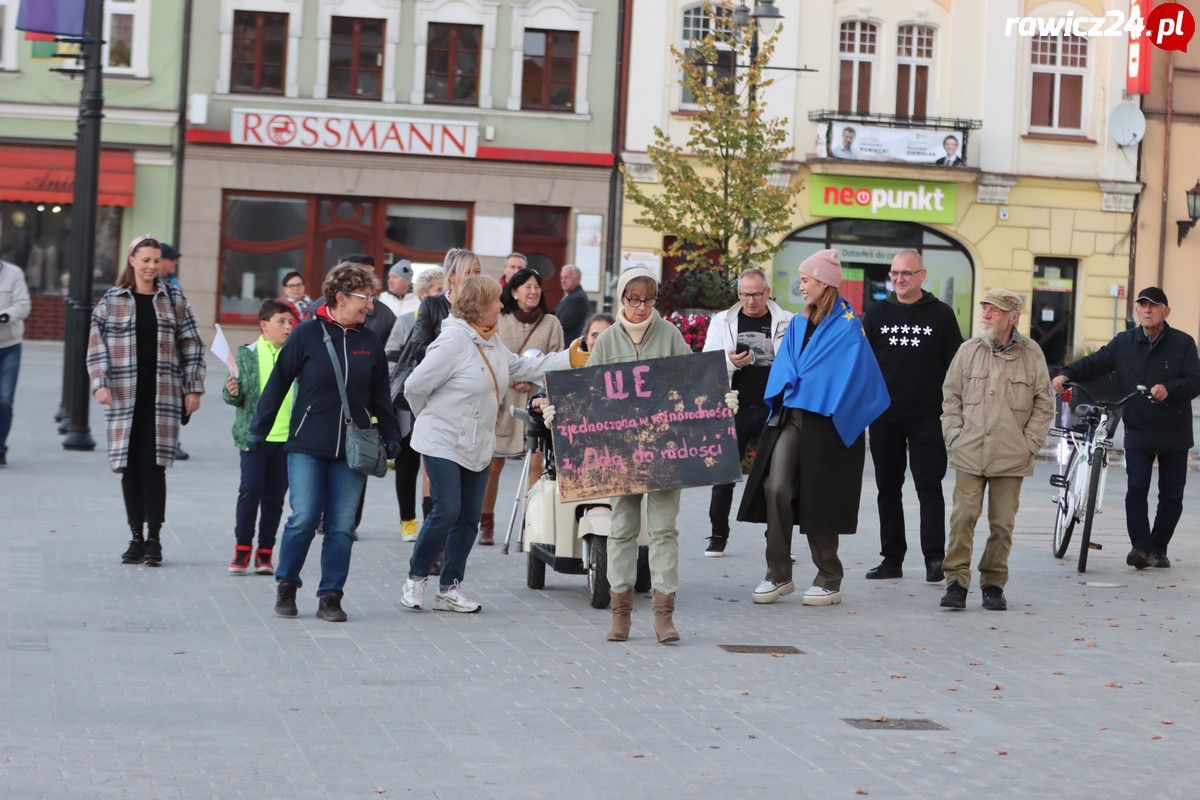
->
[861, 250, 963, 582]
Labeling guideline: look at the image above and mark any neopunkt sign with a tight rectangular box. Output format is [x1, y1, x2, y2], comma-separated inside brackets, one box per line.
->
[810, 174, 957, 224]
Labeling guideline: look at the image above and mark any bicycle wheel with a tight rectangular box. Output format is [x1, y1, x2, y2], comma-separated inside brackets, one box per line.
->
[1052, 449, 1081, 559]
[1077, 450, 1106, 573]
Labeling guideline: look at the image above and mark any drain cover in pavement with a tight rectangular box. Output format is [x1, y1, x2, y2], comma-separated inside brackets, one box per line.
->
[1076, 581, 1127, 588]
[718, 644, 804, 655]
[844, 718, 947, 731]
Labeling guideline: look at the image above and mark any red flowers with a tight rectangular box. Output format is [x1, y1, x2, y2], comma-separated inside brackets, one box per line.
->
[666, 311, 710, 353]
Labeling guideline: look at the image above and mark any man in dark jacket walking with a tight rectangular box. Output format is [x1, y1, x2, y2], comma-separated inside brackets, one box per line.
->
[1052, 287, 1200, 569]
[861, 250, 963, 582]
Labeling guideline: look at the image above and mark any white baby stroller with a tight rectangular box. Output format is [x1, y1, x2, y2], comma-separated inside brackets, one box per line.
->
[503, 401, 651, 608]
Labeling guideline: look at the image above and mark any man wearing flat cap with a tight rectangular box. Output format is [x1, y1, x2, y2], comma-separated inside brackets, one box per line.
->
[1052, 287, 1200, 570]
[940, 288, 1054, 611]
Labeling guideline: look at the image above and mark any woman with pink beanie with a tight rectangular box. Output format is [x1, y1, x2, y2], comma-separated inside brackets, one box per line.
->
[737, 249, 890, 607]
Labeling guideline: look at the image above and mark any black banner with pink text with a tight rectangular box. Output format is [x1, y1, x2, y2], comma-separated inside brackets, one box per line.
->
[545, 351, 742, 501]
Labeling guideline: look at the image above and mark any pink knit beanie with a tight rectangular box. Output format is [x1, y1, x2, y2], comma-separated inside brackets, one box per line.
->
[798, 249, 842, 288]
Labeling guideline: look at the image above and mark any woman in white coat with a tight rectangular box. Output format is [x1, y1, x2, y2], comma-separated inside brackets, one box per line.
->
[400, 276, 569, 613]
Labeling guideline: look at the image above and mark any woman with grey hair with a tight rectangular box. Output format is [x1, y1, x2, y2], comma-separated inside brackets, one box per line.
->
[249, 261, 402, 622]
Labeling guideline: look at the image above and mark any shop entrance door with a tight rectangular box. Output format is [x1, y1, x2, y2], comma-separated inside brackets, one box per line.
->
[1030, 257, 1077, 372]
[513, 205, 569, 309]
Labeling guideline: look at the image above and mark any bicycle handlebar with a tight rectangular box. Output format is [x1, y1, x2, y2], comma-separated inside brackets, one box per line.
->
[1062, 381, 1149, 409]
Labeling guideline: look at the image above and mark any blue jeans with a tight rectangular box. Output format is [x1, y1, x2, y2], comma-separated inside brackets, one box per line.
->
[234, 442, 289, 548]
[409, 455, 488, 588]
[275, 452, 365, 596]
[0, 342, 20, 454]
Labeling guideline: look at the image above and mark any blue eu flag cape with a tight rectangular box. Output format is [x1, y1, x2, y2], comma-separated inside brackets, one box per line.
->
[763, 296, 891, 448]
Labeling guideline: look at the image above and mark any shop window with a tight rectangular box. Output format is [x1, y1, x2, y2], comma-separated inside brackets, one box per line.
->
[1030, 33, 1087, 132]
[522, 29, 577, 111]
[424, 23, 481, 105]
[895, 24, 933, 119]
[838, 20, 876, 114]
[232, 11, 288, 94]
[329, 16, 385, 100]
[0, 202, 122, 295]
[220, 195, 309, 319]
[0, 1, 15, 71]
[385, 204, 468, 255]
[680, 4, 735, 106]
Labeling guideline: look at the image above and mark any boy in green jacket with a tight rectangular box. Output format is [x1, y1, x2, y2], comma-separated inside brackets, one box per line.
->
[222, 299, 295, 574]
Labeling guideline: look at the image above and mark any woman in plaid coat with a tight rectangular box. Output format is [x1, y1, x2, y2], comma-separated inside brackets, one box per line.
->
[87, 235, 206, 566]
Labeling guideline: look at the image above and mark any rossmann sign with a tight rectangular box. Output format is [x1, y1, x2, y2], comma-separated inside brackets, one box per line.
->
[810, 174, 956, 224]
[230, 108, 478, 158]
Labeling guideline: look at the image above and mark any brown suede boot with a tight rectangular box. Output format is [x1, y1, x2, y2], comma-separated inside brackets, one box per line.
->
[651, 590, 680, 644]
[477, 512, 495, 546]
[607, 589, 634, 642]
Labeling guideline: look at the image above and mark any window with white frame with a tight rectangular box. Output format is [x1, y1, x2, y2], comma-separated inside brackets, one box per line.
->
[102, 0, 150, 77]
[680, 4, 735, 106]
[508, 0, 594, 114]
[315, 0, 400, 103]
[412, 0, 498, 108]
[216, 0, 303, 97]
[895, 24, 933, 119]
[1029, 33, 1087, 132]
[838, 20, 876, 114]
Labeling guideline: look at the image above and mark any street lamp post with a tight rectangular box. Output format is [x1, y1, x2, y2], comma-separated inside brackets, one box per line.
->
[61, 0, 105, 451]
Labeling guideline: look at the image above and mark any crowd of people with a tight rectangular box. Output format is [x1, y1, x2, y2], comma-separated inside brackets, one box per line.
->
[61, 238, 1200, 636]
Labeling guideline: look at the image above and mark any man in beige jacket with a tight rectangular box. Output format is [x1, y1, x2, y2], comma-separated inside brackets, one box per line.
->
[940, 288, 1054, 611]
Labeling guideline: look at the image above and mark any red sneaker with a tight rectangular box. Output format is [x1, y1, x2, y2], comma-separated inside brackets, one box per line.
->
[254, 548, 275, 575]
[229, 545, 252, 574]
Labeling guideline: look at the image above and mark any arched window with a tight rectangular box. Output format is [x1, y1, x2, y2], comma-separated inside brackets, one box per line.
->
[680, 4, 735, 106]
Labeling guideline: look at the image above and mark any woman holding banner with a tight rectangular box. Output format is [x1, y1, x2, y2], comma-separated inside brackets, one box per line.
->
[738, 249, 890, 608]
[547, 266, 725, 645]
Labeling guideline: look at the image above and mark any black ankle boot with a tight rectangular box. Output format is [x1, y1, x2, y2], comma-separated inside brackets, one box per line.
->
[422, 496, 433, 519]
[121, 539, 144, 564]
[275, 581, 298, 617]
[142, 539, 162, 567]
[316, 593, 347, 622]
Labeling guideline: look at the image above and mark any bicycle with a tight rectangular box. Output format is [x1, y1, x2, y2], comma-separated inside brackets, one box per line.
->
[1049, 382, 1149, 572]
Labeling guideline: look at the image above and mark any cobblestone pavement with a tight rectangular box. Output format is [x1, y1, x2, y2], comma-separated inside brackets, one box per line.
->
[3, 342, 1199, 799]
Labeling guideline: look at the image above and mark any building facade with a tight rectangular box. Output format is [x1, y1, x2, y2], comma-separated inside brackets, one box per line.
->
[621, 0, 1143, 369]
[181, 0, 619, 341]
[0, 0, 184, 339]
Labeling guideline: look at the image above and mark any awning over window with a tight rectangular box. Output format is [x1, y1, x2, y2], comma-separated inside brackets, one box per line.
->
[0, 145, 135, 206]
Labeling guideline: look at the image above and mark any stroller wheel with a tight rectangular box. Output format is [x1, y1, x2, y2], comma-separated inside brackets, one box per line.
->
[634, 545, 652, 593]
[587, 536, 611, 609]
[527, 551, 546, 590]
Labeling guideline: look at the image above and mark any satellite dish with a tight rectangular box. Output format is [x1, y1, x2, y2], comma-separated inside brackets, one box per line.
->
[1108, 103, 1146, 147]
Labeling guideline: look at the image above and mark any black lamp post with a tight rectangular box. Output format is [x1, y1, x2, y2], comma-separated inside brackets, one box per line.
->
[1178, 180, 1200, 246]
[735, 1, 784, 106]
[61, 0, 104, 451]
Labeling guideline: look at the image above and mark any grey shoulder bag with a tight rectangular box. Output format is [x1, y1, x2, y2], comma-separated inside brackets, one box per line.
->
[323, 326, 388, 478]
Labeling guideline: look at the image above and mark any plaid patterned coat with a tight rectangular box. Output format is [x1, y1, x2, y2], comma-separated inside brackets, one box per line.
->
[87, 279, 207, 471]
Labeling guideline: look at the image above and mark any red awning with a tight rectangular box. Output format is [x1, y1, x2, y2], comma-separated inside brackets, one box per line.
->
[0, 144, 135, 206]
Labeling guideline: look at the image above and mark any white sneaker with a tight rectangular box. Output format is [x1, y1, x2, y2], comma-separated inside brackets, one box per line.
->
[802, 586, 843, 606]
[400, 576, 427, 610]
[752, 580, 794, 604]
[432, 580, 482, 613]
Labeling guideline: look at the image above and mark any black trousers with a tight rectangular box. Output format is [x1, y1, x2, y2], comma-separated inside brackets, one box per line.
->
[1125, 447, 1188, 555]
[709, 403, 770, 538]
[867, 416, 947, 566]
[234, 441, 289, 548]
[394, 432, 422, 521]
[120, 400, 166, 533]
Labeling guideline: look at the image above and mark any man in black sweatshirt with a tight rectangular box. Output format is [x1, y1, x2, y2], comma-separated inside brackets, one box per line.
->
[861, 250, 964, 582]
